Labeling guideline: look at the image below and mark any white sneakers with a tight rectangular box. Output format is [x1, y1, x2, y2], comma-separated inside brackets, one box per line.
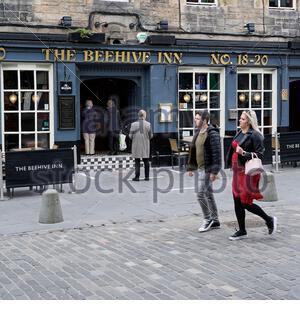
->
[198, 219, 214, 232]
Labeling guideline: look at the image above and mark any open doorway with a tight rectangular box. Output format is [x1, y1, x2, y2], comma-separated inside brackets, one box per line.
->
[80, 78, 140, 154]
[289, 80, 300, 131]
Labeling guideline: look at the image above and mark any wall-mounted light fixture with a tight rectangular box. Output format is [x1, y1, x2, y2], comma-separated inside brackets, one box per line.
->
[157, 20, 168, 31]
[183, 93, 191, 103]
[129, 20, 141, 30]
[244, 23, 255, 34]
[136, 32, 148, 43]
[239, 93, 246, 102]
[60, 16, 72, 27]
[9, 93, 17, 104]
[129, 22, 137, 30]
[94, 21, 108, 29]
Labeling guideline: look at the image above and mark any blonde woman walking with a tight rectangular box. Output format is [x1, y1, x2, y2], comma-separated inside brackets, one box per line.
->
[226, 110, 277, 240]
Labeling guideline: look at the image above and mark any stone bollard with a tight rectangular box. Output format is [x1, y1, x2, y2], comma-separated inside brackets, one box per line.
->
[39, 189, 64, 224]
[259, 171, 278, 202]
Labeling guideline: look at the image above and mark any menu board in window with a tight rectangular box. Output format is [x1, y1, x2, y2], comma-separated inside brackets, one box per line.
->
[58, 96, 75, 130]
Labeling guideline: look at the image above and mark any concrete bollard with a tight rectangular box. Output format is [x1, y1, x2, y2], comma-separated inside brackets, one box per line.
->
[39, 189, 64, 224]
[259, 171, 278, 202]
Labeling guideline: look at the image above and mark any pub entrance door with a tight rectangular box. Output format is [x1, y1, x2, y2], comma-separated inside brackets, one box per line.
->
[80, 77, 140, 154]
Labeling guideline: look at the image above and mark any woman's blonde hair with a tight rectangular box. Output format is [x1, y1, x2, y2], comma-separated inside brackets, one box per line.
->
[242, 110, 261, 134]
[138, 109, 146, 119]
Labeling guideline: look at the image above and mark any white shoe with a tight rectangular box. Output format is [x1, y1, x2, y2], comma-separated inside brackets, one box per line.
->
[267, 216, 278, 235]
[198, 219, 213, 233]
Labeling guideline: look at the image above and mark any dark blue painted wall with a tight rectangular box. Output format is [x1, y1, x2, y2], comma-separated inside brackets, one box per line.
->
[56, 62, 78, 142]
[2, 43, 300, 146]
[149, 64, 178, 134]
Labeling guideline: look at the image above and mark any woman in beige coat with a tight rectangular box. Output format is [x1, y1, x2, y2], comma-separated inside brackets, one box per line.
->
[129, 110, 153, 181]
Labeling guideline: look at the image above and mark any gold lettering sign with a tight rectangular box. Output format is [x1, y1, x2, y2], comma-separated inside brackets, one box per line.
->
[66, 49, 76, 61]
[210, 53, 231, 65]
[84, 50, 93, 62]
[211, 53, 269, 66]
[0, 47, 6, 61]
[42, 49, 76, 62]
[41, 49, 183, 64]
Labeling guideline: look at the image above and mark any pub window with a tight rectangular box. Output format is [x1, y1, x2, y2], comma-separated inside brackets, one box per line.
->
[269, 0, 295, 9]
[178, 68, 224, 139]
[1, 65, 53, 151]
[237, 69, 276, 135]
[186, 0, 217, 5]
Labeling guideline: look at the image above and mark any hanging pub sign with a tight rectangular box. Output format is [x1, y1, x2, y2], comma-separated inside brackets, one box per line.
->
[58, 96, 75, 130]
[5, 149, 74, 189]
[60, 81, 72, 94]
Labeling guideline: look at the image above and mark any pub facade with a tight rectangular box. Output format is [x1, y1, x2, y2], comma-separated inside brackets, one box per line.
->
[1, 35, 299, 164]
[1, 1, 300, 167]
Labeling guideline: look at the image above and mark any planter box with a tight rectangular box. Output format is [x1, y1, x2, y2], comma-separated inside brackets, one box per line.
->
[68, 32, 105, 43]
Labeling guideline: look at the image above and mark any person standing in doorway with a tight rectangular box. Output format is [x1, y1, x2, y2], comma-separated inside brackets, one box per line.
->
[187, 110, 221, 232]
[82, 99, 99, 155]
[226, 110, 277, 240]
[107, 98, 120, 155]
[129, 110, 153, 181]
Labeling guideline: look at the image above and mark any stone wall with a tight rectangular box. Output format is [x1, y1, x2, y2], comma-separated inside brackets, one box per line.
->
[0, 0, 300, 40]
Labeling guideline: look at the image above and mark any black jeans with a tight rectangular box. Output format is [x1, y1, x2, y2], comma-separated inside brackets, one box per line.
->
[108, 131, 119, 153]
[233, 195, 272, 232]
[135, 158, 150, 179]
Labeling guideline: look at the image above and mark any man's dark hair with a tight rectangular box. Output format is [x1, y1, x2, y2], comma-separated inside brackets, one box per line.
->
[195, 110, 210, 123]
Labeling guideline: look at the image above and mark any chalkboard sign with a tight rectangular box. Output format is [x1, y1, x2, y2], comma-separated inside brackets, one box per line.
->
[59, 96, 75, 130]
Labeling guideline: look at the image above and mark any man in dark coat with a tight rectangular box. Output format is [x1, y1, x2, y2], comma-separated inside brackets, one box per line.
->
[106, 98, 120, 155]
[187, 110, 222, 233]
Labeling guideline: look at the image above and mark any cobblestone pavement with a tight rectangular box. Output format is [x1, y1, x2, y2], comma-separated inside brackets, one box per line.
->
[0, 206, 299, 300]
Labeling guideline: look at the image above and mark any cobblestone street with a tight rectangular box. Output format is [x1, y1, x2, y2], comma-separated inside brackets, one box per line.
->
[0, 205, 299, 300]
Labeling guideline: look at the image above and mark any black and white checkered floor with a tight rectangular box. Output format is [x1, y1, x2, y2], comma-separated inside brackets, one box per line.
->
[78, 154, 138, 171]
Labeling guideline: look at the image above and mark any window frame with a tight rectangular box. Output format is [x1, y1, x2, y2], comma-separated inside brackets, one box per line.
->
[186, 0, 218, 6]
[1, 63, 54, 151]
[236, 68, 277, 135]
[269, 0, 296, 10]
[178, 67, 225, 138]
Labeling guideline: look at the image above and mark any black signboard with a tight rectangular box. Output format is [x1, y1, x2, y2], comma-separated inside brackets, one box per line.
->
[263, 134, 272, 165]
[5, 149, 74, 188]
[60, 81, 72, 94]
[59, 96, 75, 130]
[279, 132, 300, 162]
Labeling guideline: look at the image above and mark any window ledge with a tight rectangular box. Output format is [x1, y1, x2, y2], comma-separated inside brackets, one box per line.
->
[269, 7, 296, 11]
[186, 4, 217, 7]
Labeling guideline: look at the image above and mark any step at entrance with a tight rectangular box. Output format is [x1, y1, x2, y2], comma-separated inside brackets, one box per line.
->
[78, 154, 136, 171]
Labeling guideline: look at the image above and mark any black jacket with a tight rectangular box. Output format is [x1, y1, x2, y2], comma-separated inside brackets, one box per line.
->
[82, 107, 100, 134]
[187, 125, 221, 175]
[226, 128, 265, 168]
[107, 106, 121, 132]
